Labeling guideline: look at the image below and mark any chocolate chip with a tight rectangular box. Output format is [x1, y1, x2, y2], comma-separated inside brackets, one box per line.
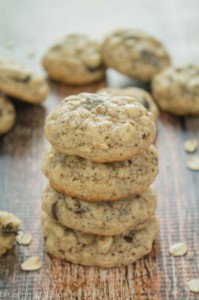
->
[139, 97, 150, 110]
[123, 236, 133, 243]
[75, 208, 86, 216]
[12, 75, 31, 83]
[51, 202, 58, 220]
[140, 50, 159, 67]
[128, 160, 132, 165]
[86, 65, 102, 73]
[1, 225, 17, 235]
[142, 133, 147, 139]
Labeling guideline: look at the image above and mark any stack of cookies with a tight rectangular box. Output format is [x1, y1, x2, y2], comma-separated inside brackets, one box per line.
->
[41, 92, 159, 267]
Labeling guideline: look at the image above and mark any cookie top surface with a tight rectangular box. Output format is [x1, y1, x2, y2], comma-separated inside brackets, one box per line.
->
[152, 65, 199, 115]
[45, 92, 156, 162]
[0, 211, 21, 234]
[42, 185, 157, 236]
[102, 29, 170, 81]
[42, 213, 159, 267]
[0, 58, 48, 103]
[97, 87, 159, 119]
[0, 96, 16, 135]
[42, 146, 158, 202]
[43, 34, 105, 85]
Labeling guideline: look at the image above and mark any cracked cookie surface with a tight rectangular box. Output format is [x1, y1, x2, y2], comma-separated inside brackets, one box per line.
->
[42, 146, 158, 202]
[42, 185, 157, 236]
[0, 59, 48, 104]
[43, 34, 105, 85]
[42, 213, 159, 267]
[0, 96, 16, 135]
[102, 29, 170, 81]
[152, 65, 199, 115]
[45, 93, 156, 162]
[0, 211, 21, 256]
[97, 87, 159, 120]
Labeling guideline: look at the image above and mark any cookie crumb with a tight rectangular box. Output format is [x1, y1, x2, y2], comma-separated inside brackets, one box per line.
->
[17, 232, 32, 246]
[169, 242, 187, 256]
[187, 279, 199, 293]
[184, 139, 198, 153]
[186, 156, 199, 171]
[21, 256, 42, 271]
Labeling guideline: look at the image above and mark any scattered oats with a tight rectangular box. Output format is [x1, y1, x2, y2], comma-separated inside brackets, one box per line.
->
[27, 50, 36, 58]
[21, 256, 42, 271]
[169, 242, 188, 256]
[184, 139, 198, 153]
[187, 279, 199, 293]
[17, 232, 32, 246]
[186, 156, 199, 171]
[5, 41, 15, 49]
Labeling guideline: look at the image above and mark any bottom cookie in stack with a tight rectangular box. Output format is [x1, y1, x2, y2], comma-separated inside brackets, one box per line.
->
[42, 213, 159, 268]
[41, 186, 159, 267]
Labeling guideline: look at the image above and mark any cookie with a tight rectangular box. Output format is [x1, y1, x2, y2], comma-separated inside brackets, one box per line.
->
[0, 211, 21, 256]
[42, 146, 158, 202]
[42, 185, 157, 236]
[45, 93, 156, 162]
[97, 87, 159, 120]
[0, 96, 16, 135]
[152, 65, 199, 115]
[0, 59, 48, 104]
[102, 29, 170, 82]
[42, 213, 159, 267]
[43, 34, 105, 85]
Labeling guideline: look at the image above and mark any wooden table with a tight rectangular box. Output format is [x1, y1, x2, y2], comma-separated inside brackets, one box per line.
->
[0, 0, 199, 299]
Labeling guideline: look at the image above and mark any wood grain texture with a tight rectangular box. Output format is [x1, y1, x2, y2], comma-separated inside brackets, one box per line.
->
[0, 0, 199, 299]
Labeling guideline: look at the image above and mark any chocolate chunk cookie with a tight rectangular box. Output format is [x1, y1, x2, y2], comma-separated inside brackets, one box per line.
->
[42, 185, 157, 236]
[102, 29, 170, 81]
[42, 213, 159, 267]
[43, 34, 105, 85]
[152, 65, 199, 115]
[97, 87, 159, 120]
[0, 96, 16, 135]
[0, 211, 21, 256]
[0, 59, 48, 104]
[42, 146, 158, 202]
[45, 93, 156, 162]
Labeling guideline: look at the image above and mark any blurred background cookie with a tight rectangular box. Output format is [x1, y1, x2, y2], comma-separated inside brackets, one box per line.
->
[152, 65, 199, 115]
[98, 87, 159, 120]
[102, 29, 170, 82]
[43, 34, 106, 85]
[0, 59, 48, 104]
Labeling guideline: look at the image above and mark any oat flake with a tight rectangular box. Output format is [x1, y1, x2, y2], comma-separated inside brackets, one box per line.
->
[17, 232, 32, 246]
[186, 156, 199, 171]
[21, 256, 42, 271]
[184, 139, 198, 153]
[169, 242, 188, 256]
[187, 279, 199, 293]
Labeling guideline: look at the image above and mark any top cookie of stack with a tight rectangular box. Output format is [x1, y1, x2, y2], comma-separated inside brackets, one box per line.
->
[45, 92, 156, 163]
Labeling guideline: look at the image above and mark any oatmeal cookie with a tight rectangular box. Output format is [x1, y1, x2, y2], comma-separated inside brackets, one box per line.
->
[0, 211, 21, 256]
[152, 65, 199, 115]
[0, 59, 48, 104]
[102, 29, 170, 81]
[42, 185, 157, 236]
[42, 146, 158, 202]
[0, 96, 16, 135]
[42, 213, 159, 267]
[45, 93, 156, 162]
[43, 34, 105, 85]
